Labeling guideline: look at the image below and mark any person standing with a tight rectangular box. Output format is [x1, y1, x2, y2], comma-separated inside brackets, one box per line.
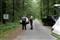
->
[20, 15, 29, 30]
[29, 16, 33, 30]
[21, 16, 26, 30]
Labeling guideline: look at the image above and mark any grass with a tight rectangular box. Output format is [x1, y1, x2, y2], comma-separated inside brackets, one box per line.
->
[51, 32, 60, 39]
[0, 22, 20, 40]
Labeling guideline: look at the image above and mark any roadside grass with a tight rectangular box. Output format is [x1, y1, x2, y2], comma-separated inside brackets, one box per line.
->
[0, 22, 20, 40]
[51, 32, 60, 39]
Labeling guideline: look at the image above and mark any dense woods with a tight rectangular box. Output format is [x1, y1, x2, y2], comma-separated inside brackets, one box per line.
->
[41, 0, 60, 18]
[0, 0, 60, 23]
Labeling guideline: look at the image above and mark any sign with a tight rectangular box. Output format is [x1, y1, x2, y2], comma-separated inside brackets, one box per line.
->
[3, 14, 9, 19]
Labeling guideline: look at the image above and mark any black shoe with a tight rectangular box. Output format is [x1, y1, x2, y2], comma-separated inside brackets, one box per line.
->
[22, 29, 24, 30]
[30, 28, 33, 30]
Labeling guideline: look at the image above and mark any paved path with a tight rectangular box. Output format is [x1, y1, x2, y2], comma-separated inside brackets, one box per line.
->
[14, 19, 56, 40]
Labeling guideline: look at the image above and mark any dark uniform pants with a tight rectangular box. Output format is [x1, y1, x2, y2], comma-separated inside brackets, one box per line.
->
[22, 21, 26, 30]
[30, 20, 33, 29]
[22, 24, 26, 30]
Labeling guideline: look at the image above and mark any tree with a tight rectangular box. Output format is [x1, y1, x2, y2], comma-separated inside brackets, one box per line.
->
[40, 0, 60, 19]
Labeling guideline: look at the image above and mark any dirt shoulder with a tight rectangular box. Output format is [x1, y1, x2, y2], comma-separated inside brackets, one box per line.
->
[4, 25, 23, 40]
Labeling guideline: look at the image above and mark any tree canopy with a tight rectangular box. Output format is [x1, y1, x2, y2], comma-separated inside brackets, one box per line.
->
[0, 0, 60, 23]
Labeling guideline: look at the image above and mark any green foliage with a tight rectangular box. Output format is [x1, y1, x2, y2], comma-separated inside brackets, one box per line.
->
[51, 33, 60, 40]
[0, 22, 20, 40]
[0, 23, 18, 32]
[40, 0, 60, 19]
[4, 0, 23, 22]
[24, 0, 41, 19]
[1, 0, 60, 21]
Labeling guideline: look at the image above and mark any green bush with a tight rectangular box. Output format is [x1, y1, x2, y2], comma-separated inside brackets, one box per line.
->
[0, 23, 19, 32]
[51, 33, 60, 39]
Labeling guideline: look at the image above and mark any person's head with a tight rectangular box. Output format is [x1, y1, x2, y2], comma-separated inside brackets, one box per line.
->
[31, 16, 33, 18]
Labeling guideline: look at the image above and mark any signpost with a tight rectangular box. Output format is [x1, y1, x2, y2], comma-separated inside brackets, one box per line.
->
[3, 14, 9, 24]
[3, 14, 9, 19]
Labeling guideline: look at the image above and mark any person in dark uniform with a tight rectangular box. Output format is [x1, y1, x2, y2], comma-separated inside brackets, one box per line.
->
[21, 15, 29, 30]
[29, 16, 33, 30]
[21, 16, 26, 30]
